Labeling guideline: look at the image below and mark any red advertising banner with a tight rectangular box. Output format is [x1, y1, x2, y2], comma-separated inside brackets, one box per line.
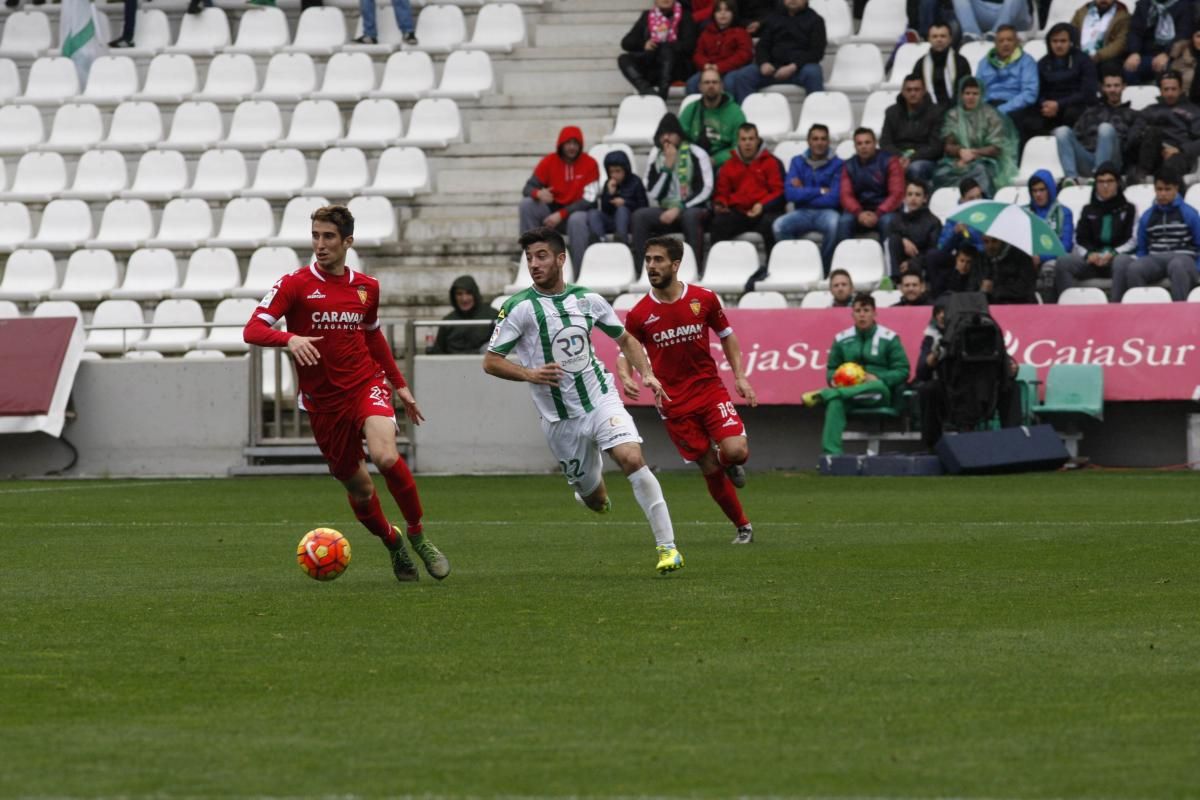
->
[594, 304, 1200, 404]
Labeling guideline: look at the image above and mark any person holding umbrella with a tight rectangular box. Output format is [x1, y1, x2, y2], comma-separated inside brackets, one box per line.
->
[947, 198, 1068, 303]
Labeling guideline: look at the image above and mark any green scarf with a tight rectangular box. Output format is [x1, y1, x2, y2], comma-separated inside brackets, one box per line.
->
[657, 142, 694, 209]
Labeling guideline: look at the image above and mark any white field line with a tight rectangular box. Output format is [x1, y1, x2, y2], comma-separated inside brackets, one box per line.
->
[0, 479, 207, 495]
[1, 519, 1196, 529]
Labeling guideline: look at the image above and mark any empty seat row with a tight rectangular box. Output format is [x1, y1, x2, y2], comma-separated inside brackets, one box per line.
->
[0, 246, 303, 304]
[0, 194, 396, 252]
[0, 97, 463, 154]
[0, 146, 430, 204]
[0, 4, 524, 59]
[0, 50, 493, 108]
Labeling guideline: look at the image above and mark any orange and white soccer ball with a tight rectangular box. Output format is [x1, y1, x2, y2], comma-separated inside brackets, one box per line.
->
[297, 528, 351, 581]
[832, 362, 867, 388]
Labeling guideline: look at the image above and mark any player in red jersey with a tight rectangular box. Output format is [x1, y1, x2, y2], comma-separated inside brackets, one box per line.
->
[242, 205, 450, 582]
[619, 236, 759, 544]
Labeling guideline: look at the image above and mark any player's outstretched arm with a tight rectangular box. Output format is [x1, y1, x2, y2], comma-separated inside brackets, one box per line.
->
[721, 332, 758, 407]
[614, 352, 641, 400]
[483, 351, 562, 386]
[616, 332, 669, 403]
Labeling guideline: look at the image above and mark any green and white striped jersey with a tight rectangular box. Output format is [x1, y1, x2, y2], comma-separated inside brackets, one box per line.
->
[488, 285, 626, 422]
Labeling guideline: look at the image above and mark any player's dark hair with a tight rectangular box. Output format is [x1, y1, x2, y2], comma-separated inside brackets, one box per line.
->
[645, 235, 683, 263]
[829, 268, 853, 285]
[519, 226, 566, 256]
[852, 291, 876, 309]
[311, 205, 354, 238]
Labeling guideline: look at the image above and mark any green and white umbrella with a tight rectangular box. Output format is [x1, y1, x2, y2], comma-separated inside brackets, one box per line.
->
[948, 200, 1067, 258]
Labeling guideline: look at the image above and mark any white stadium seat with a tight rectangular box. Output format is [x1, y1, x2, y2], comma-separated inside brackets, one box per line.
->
[17, 57, 79, 106]
[234, 247, 300, 299]
[852, 0, 908, 43]
[0, 248, 56, 301]
[859, 90, 893, 137]
[169, 247, 241, 300]
[414, 5, 467, 52]
[135, 53, 197, 103]
[611, 292, 640, 311]
[885, 43, 930, 88]
[304, 148, 370, 198]
[369, 51, 436, 101]
[244, 148, 309, 199]
[1122, 85, 1160, 111]
[87, 300, 146, 353]
[0, 300, 20, 318]
[193, 53, 259, 103]
[603, 95, 668, 146]
[0, 202, 32, 252]
[992, 185, 1028, 204]
[464, 3, 526, 52]
[182, 149, 249, 201]
[346, 195, 399, 247]
[1015, 136, 1065, 184]
[338, 99, 404, 148]
[871, 289, 901, 307]
[757, 240, 824, 293]
[196, 297, 258, 353]
[313, 52, 377, 102]
[61, 149, 128, 201]
[78, 56, 139, 106]
[281, 99, 344, 149]
[360, 148, 432, 197]
[111, 249, 180, 300]
[826, 44, 884, 92]
[225, 100, 284, 151]
[1124, 183, 1155, 219]
[122, 350, 165, 360]
[1188, 286, 1200, 302]
[831, 239, 886, 290]
[127, 9, 171, 57]
[32, 300, 83, 321]
[211, 197, 277, 249]
[30, 199, 93, 251]
[1057, 185, 1090, 222]
[1024, 40, 1047, 62]
[1058, 287, 1108, 305]
[285, 6, 347, 55]
[101, 102, 164, 152]
[772, 139, 807, 170]
[929, 186, 960, 221]
[49, 250, 119, 302]
[810, 0, 852, 42]
[432, 50, 494, 100]
[40, 103, 104, 153]
[741, 93, 792, 142]
[226, 6, 291, 55]
[269, 196, 329, 247]
[800, 290, 834, 308]
[120, 150, 187, 202]
[737, 290, 789, 309]
[168, 7, 231, 56]
[576, 243, 636, 296]
[85, 199, 154, 250]
[133, 299, 206, 353]
[701, 241, 760, 294]
[0, 59, 20, 102]
[795, 91, 853, 142]
[148, 198, 215, 250]
[0, 11, 53, 58]
[398, 98, 463, 148]
[1121, 287, 1172, 304]
[349, 3, 408, 50]
[2, 151, 66, 203]
[254, 52, 318, 103]
[159, 101, 224, 152]
[0, 104, 44, 154]
[960, 41, 991, 73]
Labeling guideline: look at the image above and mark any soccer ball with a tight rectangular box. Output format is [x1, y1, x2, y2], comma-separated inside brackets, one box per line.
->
[297, 528, 351, 581]
[832, 362, 866, 388]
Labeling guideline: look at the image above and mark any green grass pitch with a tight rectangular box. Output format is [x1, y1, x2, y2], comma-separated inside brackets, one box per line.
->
[2, 471, 1198, 799]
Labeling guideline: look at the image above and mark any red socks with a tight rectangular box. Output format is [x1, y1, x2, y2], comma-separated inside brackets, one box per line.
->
[382, 459, 424, 537]
[703, 470, 748, 528]
[347, 491, 397, 546]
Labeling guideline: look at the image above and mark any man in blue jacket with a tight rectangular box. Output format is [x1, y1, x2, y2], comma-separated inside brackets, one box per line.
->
[1111, 169, 1200, 300]
[772, 124, 844, 273]
[975, 26, 1039, 116]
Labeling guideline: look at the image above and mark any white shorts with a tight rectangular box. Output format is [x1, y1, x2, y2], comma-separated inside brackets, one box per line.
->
[541, 394, 642, 496]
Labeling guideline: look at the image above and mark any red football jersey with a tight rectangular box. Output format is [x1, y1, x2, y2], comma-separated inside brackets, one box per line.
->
[624, 283, 733, 418]
[251, 263, 386, 413]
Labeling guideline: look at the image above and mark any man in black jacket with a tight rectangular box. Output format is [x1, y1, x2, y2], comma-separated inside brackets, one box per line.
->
[1132, 70, 1200, 180]
[1051, 163, 1136, 300]
[618, 0, 699, 99]
[885, 180, 942, 281]
[1055, 69, 1144, 180]
[724, 0, 826, 103]
[426, 275, 498, 355]
[917, 22, 971, 107]
[1011, 23, 1098, 144]
[981, 235, 1038, 304]
[880, 75, 944, 184]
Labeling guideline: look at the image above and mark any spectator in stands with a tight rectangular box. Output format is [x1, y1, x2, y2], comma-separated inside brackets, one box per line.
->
[1052, 162, 1136, 299]
[426, 276, 498, 355]
[822, 268, 855, 307]
[1131, 71, 1200, 181]
[1169, 29, 1200, 102]
[632, 113, 714, 272]
[975, 27, 1039, 116]
[1025, 169, 1074, 298]
[1074, 0, 1131, 74]
[1123, 0, 1192, 85]
[933, 78, 1018, 197]
[918, 23, 972, 107]
[907, 0, 955, 42]
[802, 292, 911, 456]
[186, 0, 214, 14]
[354, 0, 418, 46]
[1012, 24, 1098, 143]
[109, 0, 138, 48]
[686, 1, 754, 94]
[839, 128, 905, 241]
[1112, 169, 1200, 300]
[519, 126, 600, 269]
[923, 177, 987, 295]
[897, 270, 932, 305]
[830, 269, 855, 306]
[772, 124, 845, 273]
[880, 74, 945, 184]
[952, 0, 1030, 39]
[724, 0, 826, 103]
[710, 123, 786, 253]
[886, 180, 941, 280]
[619, 0, 700, 100]
[981, 234, 1038, 303]
[1055, 69, 1143, 181]
[570, 150, 649, 264]
[736, 0, 775, 32]
[947, 242, 987, 292]
[680, 67, 747, 169]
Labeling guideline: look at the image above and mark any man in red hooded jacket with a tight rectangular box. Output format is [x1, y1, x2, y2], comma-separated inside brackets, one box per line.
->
[710, 123, 786, 255]
[519, 125, 600, 269]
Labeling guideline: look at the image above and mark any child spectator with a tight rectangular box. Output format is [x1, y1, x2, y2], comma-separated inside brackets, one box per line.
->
[570, 151, 649, 256]
[686, 0, 754, 93]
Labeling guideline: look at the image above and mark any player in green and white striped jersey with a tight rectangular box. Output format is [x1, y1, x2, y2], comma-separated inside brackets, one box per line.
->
[484, 227, 684, 574]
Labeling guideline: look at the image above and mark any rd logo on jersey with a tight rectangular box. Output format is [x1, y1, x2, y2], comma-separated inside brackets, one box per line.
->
[552, 325, 591, 374]
[357, 286, 369, 305]
[690, 299, 702, 317]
